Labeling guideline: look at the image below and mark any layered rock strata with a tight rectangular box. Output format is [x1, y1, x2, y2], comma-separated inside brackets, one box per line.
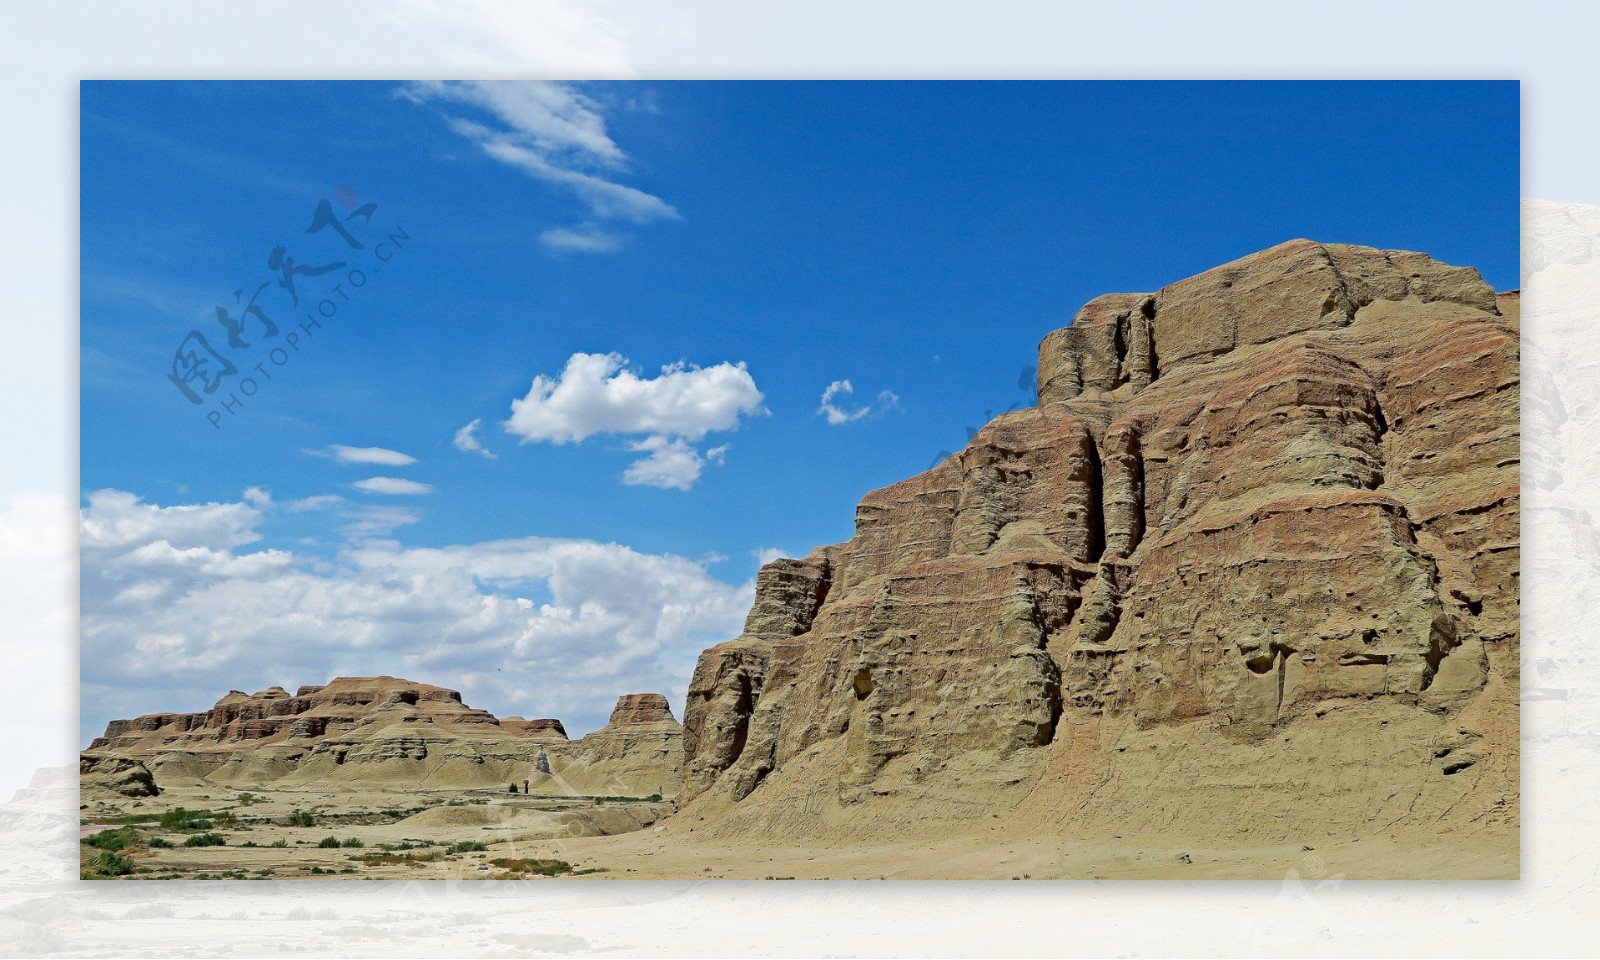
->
[530, 694, 684, 797]
[83, 677, 681, 797]
[679, 240, 1519, 846]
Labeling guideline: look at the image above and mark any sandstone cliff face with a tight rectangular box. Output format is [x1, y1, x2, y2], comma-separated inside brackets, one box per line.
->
[535, 694, 684, 797]
[680, 240, 1519, 844]
[681, 557, 829, 800]
[84, 677, 680, 797]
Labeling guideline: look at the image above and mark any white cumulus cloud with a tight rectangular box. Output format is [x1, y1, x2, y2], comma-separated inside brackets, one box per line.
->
[507, 353, 763, 444]
[79, 489, 753, 744]
[754, 546, 792, 566]
[503, 352, 762, 491]
[622, 437, 730, 491]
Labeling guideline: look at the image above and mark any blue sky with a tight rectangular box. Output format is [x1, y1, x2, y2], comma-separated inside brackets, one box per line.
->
[79, 81, 1519, 742]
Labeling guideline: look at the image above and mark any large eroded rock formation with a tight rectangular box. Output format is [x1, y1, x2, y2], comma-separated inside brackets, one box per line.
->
[83, 677, 682, 797]
[528, 693, 684, 796]
[679, 240, 1518, 848]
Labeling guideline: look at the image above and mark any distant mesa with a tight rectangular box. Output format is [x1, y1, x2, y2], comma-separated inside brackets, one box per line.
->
[606, 693, 677, 727]
[499, 717, 569, 740]
[84, 676, 678, 798]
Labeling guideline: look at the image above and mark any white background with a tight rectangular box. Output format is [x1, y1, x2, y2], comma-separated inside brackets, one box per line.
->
[1, 2, 1595, 956]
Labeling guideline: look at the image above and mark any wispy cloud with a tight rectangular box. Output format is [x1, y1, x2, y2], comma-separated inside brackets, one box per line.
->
[81, 110, 327, 200]
[819, 379, 901, 425]
[308, 445, 418, 466]
[539, 224, 623, 253]
[352, 477, 434, 496]
[401, 81, 677, 250]
[453, 419, 497, 459]
[339, 505, 422, 540]
[285, 494, 344, 512]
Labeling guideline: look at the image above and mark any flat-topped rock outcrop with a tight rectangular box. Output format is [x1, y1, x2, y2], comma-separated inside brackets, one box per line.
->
[89, 677, 499, 754]
[83, 678, 681, 798]
[499, 717, 569, 740]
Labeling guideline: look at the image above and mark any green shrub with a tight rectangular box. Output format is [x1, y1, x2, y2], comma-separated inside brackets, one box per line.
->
[182, 832, 226, 847]
[507, 783, 518, 793]
[240, 841, 258, 848]
[489, 856, 571, 877]
[148, 836, 173, 848]
[85, 851, 134, 877]
[269, 839, 289, 848]
[341, 837, 364, 848]
[158, 807, 215, 830]
[446, 840, 488, 854]
[286, 809, 316, 827]
[317, 836, 342, 849]
[83, 827, 138, 852]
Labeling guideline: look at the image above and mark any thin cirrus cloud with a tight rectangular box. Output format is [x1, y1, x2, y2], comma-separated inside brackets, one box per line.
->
[78, 488, 752, 746]
[401, 81, 677, 252]
[308, 444, 418, 466]
[818, 379, 901, 425]
[503, 352, 763, 491]
[339, 505, 422, 540]
[452, 419, 497, 459]
[538, 224, 623, 253]
[352, 477, 434, 496]
[284, 494, 343, 512]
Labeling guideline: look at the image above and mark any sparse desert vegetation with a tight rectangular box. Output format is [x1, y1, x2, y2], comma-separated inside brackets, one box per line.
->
[79, 785, 672, 880]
